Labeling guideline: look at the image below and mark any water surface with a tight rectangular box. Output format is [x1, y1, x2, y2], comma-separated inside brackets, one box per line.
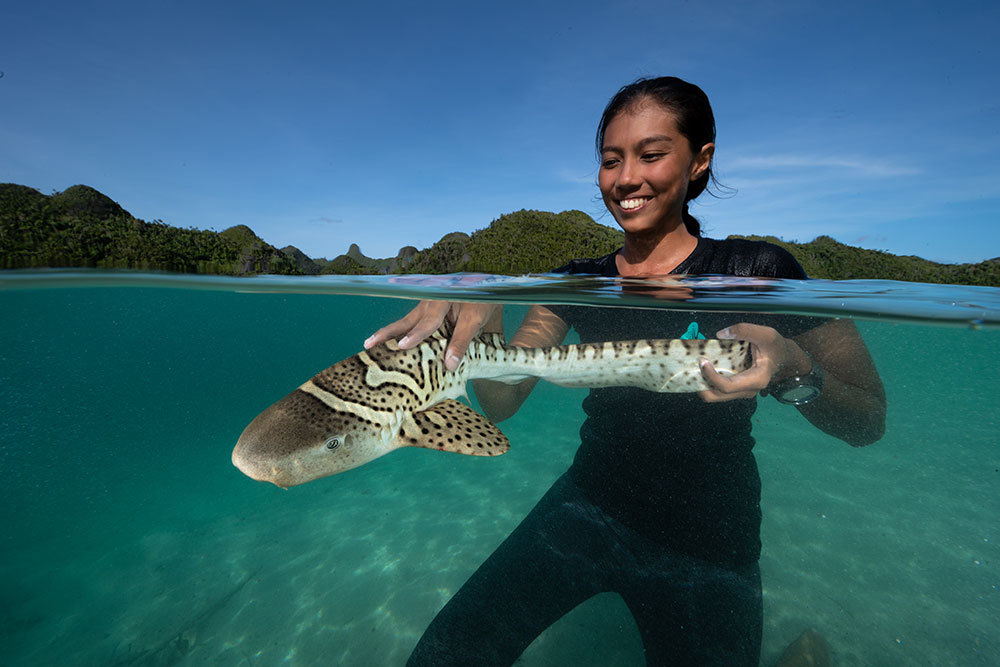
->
[1, 271, 998, 666]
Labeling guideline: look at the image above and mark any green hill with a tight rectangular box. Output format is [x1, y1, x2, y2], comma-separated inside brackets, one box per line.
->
[1, 183, 996, 285]
[732, 234, 1000, 286]
[320, 243, 418, 275]
[402, 211, 998, 285]
[404, 209, 624, 274]
[280, 245, 323, 275]
[0, 184, 299, 275]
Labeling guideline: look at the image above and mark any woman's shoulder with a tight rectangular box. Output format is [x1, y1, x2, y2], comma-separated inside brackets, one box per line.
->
[700, 237, 807, 279]
[550, 249, 620, 275]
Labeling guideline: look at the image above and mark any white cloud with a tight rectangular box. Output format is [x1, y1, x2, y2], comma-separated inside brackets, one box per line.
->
[725, 154, 921, 177]
[555, 168, 598, 185]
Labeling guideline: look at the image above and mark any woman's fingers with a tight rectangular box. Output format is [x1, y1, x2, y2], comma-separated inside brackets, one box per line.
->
[364, 314, 416, 350]
[363, 301, 502, 371]
[698, 323, 786, 403]
[698, 355, 768, 402]
[444, 303, 501, 370]
[363, 300, 450, 350]
[717, 322, 777, 347]
[396, 301, 452, 348]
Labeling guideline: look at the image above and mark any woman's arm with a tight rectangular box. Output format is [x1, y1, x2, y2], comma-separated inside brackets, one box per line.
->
[699, 319, 886, 447]
[790, 319, 886, 446]
[472, 305, 569, 422]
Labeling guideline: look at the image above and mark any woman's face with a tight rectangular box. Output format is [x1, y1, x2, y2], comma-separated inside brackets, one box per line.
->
[598, 100, 713, 236]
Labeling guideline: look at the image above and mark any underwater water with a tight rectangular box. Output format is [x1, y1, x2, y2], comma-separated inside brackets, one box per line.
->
[1, 271, 998, 667]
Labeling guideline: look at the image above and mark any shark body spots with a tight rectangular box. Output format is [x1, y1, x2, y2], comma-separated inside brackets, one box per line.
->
[232, 328, 751, 487]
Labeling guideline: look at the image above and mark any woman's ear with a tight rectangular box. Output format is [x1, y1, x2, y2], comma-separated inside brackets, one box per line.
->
[691, 142, 715, 180]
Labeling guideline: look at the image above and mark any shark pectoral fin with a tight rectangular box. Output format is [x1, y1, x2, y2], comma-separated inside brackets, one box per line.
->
[397, 399, 510, 457]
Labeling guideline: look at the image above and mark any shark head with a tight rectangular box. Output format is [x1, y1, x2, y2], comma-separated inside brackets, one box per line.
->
[232, 388, 391, 488]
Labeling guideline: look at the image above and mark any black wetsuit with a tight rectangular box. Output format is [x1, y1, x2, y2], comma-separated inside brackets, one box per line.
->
[407, 238, 823, 666]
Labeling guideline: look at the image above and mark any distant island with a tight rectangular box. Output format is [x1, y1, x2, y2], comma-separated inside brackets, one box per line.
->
[1, 183, 997, 286]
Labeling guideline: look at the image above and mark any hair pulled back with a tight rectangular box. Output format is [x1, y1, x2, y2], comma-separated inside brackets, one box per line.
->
[596, 76, 717, 236]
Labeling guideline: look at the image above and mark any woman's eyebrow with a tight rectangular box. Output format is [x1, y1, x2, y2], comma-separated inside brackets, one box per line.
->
[637, 135, 674, 146]
[601, 135, 675, 153]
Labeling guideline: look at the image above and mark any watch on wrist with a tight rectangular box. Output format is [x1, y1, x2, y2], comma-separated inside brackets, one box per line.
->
[764, 352, 824, 405]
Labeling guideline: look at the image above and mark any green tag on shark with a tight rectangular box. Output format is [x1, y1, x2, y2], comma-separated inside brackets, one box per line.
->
[680, 322, 706, 340]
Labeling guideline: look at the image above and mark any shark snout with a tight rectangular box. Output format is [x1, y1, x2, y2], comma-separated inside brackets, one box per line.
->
[231, 406, 304, 488]
[232, 443, 282, 487]
[232, 402, 332, 488]
[231, 441, 319, 488]
[232, 433, 292, 488]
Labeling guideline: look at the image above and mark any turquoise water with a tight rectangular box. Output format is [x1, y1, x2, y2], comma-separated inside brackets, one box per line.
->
[1, 271, 998, 666]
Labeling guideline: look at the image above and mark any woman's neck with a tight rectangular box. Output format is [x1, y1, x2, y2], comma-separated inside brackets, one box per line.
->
[616, 224, 699, 276]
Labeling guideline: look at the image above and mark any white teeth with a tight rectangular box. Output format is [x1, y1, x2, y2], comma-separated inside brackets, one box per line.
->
[620, 198, 649, 210]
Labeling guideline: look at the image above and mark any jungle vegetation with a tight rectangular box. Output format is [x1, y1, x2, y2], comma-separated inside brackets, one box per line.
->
[2, 183, 996, 286]
[0, 184, 299, 275]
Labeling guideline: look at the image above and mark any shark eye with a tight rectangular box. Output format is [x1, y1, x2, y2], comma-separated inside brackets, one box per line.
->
[324, 436, 343, 451]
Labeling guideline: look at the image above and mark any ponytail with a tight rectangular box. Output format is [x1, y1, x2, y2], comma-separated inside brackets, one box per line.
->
[682, 203, 701, 237]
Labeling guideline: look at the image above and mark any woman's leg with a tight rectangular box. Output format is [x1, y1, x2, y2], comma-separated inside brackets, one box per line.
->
[621, 554, 762, 666]
[407, 475, 613, 667]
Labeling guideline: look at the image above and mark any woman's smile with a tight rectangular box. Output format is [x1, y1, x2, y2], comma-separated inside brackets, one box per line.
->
[618, 197, 651, 211]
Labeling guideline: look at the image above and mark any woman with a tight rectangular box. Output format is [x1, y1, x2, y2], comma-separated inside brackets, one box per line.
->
[365, 77, 886, 666]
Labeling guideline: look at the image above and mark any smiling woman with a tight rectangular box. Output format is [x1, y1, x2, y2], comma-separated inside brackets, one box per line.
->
[361, 76, 887, 667]
[595, 80, 715, 275]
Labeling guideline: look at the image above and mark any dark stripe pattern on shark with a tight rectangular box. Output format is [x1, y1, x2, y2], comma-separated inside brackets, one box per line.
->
[232, 326, 751, 488]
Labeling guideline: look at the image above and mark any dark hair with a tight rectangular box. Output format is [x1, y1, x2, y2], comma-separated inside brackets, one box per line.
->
[596, 76, 718, 236]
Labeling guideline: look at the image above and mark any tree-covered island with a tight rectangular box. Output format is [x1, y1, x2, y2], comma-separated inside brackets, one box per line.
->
[1, 183, 996, 286]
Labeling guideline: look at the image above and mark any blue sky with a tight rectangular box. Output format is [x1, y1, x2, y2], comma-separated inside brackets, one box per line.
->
[2, 0, 998, 264]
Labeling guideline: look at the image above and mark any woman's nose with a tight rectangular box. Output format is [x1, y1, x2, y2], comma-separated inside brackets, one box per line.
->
[617, 157, 641, 189]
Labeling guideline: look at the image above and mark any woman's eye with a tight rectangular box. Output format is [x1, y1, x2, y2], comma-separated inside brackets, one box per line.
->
[601, 158, 620, 169]
[641, 152, 665, 161]
[325, 437, 343, 450]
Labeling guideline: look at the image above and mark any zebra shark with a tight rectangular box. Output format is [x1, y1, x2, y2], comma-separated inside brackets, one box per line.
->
[232, 328, 751, 488]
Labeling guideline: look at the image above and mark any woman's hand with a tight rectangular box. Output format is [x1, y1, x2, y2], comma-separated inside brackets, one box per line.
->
[363, 300, 502, 371]
[698, 323, 811, 403]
